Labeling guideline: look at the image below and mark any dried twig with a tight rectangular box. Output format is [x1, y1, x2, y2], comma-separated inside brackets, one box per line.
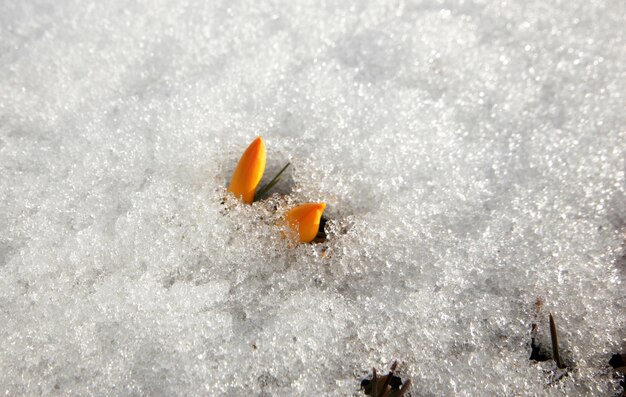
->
[549, 312, 565, 369]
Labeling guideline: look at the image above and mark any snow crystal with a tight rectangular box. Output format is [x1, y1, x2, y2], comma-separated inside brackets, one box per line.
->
[1, 0, 625, 395]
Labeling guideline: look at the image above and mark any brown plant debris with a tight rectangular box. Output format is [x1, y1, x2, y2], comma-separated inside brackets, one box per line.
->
[361, 361, 411, 397]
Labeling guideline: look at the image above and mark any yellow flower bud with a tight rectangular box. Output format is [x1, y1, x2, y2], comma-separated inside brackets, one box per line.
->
[227, 137, 266, 204]
[285, 203, 326, 243]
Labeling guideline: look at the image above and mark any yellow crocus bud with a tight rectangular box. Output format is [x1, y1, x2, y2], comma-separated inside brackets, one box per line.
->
[285, 203, 326, 243]
[227, 137, 266, 204]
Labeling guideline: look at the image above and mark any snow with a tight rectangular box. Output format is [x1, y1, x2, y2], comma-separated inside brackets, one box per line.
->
[1, 0, 625, 395]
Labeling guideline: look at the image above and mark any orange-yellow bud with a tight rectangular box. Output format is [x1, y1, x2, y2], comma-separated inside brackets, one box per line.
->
[285, 203, 326, 243]
[227, 137, 266, 204]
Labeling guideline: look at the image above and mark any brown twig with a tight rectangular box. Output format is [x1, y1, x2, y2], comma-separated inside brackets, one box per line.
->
[549, 312, 565, 369]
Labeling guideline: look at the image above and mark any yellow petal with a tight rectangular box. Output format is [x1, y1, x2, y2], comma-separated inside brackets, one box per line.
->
[285, 203, 326, 243]
[227, 137, 266, 204]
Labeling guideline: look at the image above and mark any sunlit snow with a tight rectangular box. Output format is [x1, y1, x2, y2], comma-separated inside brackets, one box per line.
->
[1, 0, 625, 395]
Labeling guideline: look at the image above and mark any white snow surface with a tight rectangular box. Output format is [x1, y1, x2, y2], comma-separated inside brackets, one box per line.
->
[1, 0, 625, 395]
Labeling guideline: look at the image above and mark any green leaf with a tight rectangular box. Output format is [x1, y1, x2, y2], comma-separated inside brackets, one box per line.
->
[254, 162, 291, 201]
